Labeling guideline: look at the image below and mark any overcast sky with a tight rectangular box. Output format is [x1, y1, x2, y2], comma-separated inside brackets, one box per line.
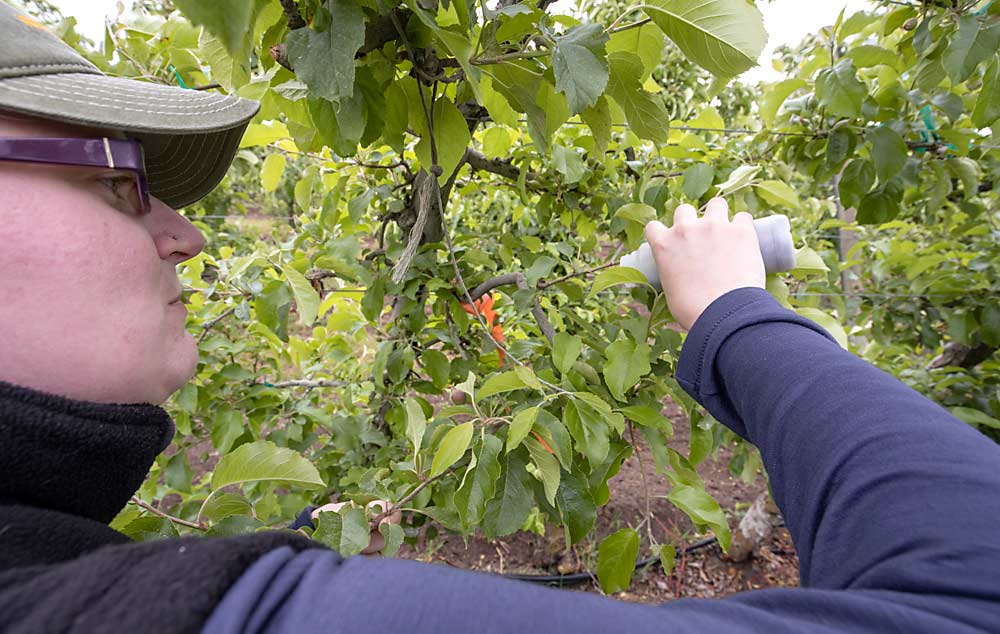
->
[46, 0, 873, 84]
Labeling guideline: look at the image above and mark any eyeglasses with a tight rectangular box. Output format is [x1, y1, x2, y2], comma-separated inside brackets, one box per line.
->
[0, 136, 151, 214]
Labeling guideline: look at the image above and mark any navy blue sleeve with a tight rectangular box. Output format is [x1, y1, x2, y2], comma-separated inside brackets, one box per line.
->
[203, 288, 1000, 634]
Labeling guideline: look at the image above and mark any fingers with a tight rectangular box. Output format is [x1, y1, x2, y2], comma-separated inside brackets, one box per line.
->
[644, 219, 668, 244]
[702, 197, 730, 223]
[673, 203, 698, 226]
[733, 211, 754, 228]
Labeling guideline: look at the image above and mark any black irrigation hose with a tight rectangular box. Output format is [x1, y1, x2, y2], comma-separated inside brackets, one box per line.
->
[498, 536, 719, 587]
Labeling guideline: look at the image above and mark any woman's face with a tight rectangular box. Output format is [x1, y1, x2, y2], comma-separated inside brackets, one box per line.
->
[0, 114, 206, 405]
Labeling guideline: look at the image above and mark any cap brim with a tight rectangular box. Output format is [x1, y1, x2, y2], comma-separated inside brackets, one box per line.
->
[0, 72, 259, 209]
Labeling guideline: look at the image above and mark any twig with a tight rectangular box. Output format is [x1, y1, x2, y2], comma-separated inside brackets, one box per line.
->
[261, 378, 346, 389]
[628, 423, 655, 547]
[192, 82, 222, 91]
[470, 49, 550, 66]
[537, 261, 617, 289]
[197, 306, 236, 343]
[130, 496, 206, 531]
[370, 468, 455, 529]
[609, 17, 651, 34]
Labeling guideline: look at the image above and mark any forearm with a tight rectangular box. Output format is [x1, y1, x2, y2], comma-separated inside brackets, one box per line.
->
[676, 288, 1000, 598]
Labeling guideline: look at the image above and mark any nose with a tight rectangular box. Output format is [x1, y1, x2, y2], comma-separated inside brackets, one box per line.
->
[146, 196, 206, 264]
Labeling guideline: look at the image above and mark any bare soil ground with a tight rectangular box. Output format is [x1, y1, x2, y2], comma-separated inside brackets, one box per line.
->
[395, 400, 800, 604]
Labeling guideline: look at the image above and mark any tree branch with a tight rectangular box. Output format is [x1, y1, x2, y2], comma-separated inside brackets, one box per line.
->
[537, 261, 617, 289]
[130, 496, 206, 531]
[279, 0, 306, 30]
[469, 272, 555, 345]
[464, 147, 522, 181]
[197, 306, 236, 344]
[357, 8, 413, 57]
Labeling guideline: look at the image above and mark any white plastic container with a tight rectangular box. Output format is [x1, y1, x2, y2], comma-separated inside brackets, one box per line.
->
[619, 215, 796, 291]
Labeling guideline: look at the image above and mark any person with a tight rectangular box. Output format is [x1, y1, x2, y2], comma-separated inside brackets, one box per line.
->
[1, 4, 998, 633]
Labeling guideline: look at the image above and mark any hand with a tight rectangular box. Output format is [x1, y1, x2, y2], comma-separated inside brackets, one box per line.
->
[643, 197, 766, 331]
[311, 499, 402, 556]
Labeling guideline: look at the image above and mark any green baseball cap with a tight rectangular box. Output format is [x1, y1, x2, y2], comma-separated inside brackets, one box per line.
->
[0, 2, 259, 209]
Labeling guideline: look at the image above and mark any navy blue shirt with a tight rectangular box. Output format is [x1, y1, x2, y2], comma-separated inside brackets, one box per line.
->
[204, 287, 1000, 633]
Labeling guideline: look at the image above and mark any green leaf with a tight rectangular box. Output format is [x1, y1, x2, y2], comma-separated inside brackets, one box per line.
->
[552, 23, 610, 114]
[524, 436, 561, 506]
[313, 507, 370, 556]
[607, 22, 665, 79]
[563, 399, 611, 465]
[552, 332, 583, 375]
[507, 406, 539, 453]
[839, 159, 876, 208]
[816, 59, 866, 118]
[173, 0, 253, 58]
[294, 173, 314, 211]
[285, 0, 366, 103]
[657, 544, 677, 577]
[682, 163, 715, 201]
[582, 96, 613, 156]
[606, 52, 670, 143]
[866, 126, 908, 185]
[404, 397, 427, 456]
[980, 304, 1000, 347]
[796, 307, 848, 348]
[943, 15, 1000, 83]
[947, 157, 979, 200]
[603, 338, 652, 402]
[857, 183, 902, 224]
[552, 144, 587, 184]
[283, 265, 320, 325]
[422, 349, 451, 390]
[643, 0, 767, 78]
[555, 469, 597, 544]
[415, 98, 473, 183]
[379, 523, 404, 557]
[430, 421, 474, 477]
[972, 59, 1000, 128]
[597, 528, 639, 594]
[753, 180, 799, 209]
[621, 405, 673, 436]
[950, 406, 1000, 430]
[260, 153, 286, 193]
[242, 122, 290, 149]
[361, 275, 385, 321]
[200, 492, 254, 523]
[591, 266, 653, 295]
[482, 450, 535, 539]
[534, 409, 573, 470]
[667, 484, 731, 550]
[715, 165, 761, 196]
[211, 409, 244, 455]
[479, 370, 528, 398]
[846, 45, 900, 69]
[481, 127, 512, 159]
[210, 440, 325, 491]
[792, 247, 830, 274]
[453, 434, 503, 527]
[760, 78, 805, 128]
[615, 202, 658, 248]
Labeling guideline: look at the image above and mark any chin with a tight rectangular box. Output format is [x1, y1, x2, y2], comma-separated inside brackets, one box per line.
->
[165, 335, 200, 394]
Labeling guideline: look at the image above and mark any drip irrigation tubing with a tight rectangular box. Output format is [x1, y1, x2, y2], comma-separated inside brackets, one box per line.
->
[497, 535, 719, 587]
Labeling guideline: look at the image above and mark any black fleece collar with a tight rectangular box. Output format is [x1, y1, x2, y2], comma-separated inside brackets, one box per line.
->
[0, 379, 174, 524]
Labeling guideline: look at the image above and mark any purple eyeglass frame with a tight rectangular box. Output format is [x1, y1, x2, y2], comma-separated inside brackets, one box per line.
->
[0, 137, 151, 214]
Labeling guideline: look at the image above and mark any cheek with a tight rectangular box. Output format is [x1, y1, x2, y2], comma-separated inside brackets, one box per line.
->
[2, 183, 162, 345]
